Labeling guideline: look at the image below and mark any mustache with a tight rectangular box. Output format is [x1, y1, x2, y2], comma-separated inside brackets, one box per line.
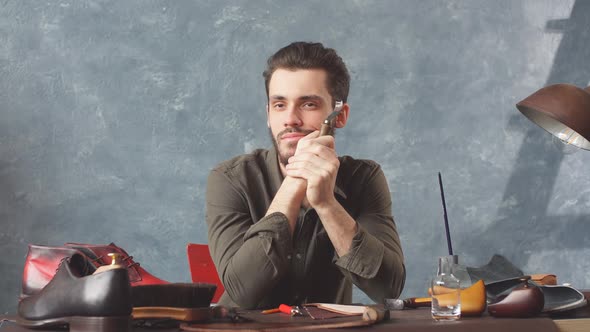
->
[276, 128, 314, 141]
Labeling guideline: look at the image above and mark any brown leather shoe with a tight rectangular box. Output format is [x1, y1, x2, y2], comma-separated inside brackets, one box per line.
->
[17, 253, 132, 332]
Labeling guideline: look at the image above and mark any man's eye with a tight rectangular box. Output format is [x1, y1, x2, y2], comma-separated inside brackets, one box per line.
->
[273, 103, 285, 110]
[302, 102, 317, 109]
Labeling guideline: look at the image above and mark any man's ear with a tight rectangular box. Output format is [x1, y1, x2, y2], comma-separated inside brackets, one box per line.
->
[266, 104, 270, 128]
[335, 103, 350, 128]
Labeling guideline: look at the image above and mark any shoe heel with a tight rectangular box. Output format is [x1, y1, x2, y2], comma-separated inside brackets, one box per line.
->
[70, 315, 131, 332]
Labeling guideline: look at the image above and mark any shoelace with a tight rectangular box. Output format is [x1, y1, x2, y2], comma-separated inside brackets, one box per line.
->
[54, 256, 70, 272]
[123, 255, 140, 268]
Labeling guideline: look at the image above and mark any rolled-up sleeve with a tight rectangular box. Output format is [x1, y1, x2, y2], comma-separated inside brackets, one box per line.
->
[334, 165, 405, 302]
[206, 168, 293, 308]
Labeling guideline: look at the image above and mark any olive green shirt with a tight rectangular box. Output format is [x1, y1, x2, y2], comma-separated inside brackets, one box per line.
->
[206, 148, 405, 309]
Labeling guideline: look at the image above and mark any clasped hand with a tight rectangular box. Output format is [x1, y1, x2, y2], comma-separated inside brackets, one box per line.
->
[285, 131, 339, 209]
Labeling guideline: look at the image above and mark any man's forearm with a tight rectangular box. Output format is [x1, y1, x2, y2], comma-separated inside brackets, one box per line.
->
[218, 217, 292, 308]
[265, 176, 306, 234]
[314, 200, 358, 257]
[316, 201, 405, 301]
[336, 224, 406, 303]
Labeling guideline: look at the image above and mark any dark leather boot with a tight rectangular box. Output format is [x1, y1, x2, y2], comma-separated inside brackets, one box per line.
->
[17, 253, 132, 332]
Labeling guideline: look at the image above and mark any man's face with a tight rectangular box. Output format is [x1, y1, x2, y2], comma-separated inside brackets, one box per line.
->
[267, 68, 334, 166]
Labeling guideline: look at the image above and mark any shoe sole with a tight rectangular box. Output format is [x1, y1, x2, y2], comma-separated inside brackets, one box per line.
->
[132, 306, 212, 322]
[16, 315, 131, 332]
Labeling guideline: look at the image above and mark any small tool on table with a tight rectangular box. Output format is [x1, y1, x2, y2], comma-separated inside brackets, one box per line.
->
[385, 297, 432, 310]
[261, 304, 302, 316]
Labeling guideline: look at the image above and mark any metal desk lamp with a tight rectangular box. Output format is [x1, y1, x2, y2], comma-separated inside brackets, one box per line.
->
[516, 84, 590, 150]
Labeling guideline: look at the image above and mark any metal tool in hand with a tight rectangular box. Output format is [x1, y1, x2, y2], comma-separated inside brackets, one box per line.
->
[319, 101, 344, 136]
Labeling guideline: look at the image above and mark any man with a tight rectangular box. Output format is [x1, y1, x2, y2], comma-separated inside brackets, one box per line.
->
[206, 42, 405, 309]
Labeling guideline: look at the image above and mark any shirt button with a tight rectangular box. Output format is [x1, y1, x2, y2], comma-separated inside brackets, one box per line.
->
[296, 253, 302, 260]
[287, 255, 292, 260]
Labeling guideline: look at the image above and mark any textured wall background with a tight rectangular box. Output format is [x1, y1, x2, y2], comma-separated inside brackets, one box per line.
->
[1, 0, 589, 313]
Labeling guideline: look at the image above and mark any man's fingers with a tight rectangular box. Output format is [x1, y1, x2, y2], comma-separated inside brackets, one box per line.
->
[293, 143, 337, 161]
[299, 130, 320, 142]
[288, 150, 338, 168]
[286, 154, 339, 177]
[285, 166, 326, 183]
[297, 132, 335, 150]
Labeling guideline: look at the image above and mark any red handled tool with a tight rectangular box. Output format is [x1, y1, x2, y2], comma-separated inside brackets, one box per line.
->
[261, 304, 302, 316]
[279, 304, 302, 316]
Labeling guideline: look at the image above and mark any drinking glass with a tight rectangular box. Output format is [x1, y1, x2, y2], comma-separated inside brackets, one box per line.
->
[431, 255, 461, 321]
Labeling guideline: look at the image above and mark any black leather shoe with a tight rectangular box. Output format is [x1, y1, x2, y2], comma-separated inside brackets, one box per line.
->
[21, 244, 217, 322]
[17, 253, 132, 332]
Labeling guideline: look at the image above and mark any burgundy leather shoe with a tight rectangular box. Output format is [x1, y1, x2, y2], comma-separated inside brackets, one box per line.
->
[21, 244, 99, 298]
[61, 243, 216, 320]
[17, 253, 132, 332]
[64, 242, 169, 285]
[21, 243, 167, 298]
[21, 243, 216, 321]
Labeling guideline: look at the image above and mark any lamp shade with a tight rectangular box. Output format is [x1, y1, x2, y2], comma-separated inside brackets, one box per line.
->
[516, 84, 590, 150]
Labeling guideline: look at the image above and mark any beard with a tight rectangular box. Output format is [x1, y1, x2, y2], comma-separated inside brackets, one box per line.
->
[269, 127, 314, 166]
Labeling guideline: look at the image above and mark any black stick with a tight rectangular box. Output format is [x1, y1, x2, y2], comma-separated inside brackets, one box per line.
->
[438, 172, 453, 255]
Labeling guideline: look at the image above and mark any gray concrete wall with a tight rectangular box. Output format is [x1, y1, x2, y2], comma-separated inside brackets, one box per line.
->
[1, 0, 589, 313]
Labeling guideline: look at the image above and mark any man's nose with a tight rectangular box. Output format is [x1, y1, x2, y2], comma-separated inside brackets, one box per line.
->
[284, 107, 303, 127]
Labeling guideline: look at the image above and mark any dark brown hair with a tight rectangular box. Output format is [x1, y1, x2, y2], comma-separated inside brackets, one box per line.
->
[263, 42, 350, 104]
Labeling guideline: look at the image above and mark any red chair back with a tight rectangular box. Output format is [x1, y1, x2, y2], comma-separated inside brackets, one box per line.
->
[186, 243, 224, 303]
